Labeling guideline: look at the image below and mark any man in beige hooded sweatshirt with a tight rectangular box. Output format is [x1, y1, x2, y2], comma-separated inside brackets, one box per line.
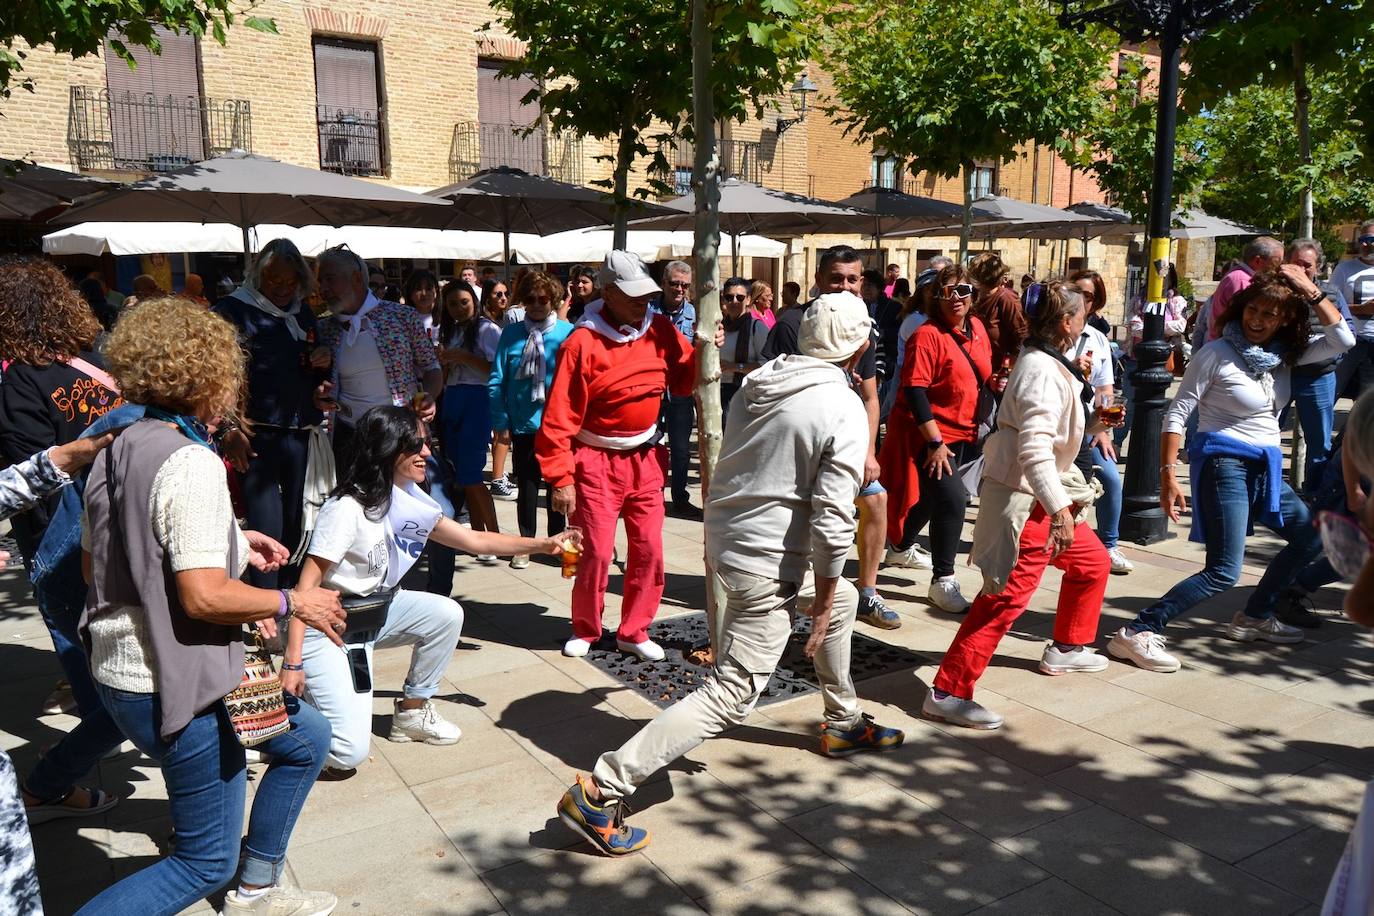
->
[554, 292, 905, 857]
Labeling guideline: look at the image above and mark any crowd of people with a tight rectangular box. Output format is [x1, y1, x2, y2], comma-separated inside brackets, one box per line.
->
[0, 224, 1372, 913]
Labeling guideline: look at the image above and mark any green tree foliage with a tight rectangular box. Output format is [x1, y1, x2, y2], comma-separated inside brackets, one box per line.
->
[1197, 77, 1374, 236]
[818, 0, 1112, 256]
[1075, 54, 1209, 223]
[1, 1, 275, 104]
[488, 0, 810, 243]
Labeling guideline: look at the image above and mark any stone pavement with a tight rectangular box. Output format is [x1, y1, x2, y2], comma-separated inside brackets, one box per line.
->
[3, 454, 1372, 915]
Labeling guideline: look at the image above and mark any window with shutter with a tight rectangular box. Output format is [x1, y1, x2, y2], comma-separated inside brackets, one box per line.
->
[314, 38, 386, 175]
[102, 27, 205, 169]
[475, 59, 543, 174]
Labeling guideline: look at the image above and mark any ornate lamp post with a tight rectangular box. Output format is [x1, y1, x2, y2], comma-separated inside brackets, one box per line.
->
[1058, 0, 1256, 543]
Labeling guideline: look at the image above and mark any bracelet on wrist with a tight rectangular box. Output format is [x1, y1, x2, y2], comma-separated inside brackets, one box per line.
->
[1161, 463, 1179, 473]
[281, 662, 304, 672]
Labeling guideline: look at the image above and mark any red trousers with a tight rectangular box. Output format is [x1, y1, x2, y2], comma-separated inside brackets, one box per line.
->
[934, 505, 1109, 699]
[570, 441, 667, 643]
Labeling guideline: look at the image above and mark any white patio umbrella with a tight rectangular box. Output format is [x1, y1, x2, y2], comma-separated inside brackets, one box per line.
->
[511, 227, 785, 264]
[1170, 209, 1267, 240]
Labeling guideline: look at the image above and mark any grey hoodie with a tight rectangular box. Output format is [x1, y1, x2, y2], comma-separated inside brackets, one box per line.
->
[704, 354, 867, 583]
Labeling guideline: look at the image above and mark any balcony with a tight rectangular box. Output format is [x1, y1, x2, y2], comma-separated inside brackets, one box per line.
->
[448, 121, 584, 185]
[67, 86, 251, 173]
[317, 106, 386, 177]
[656, 138, 763, 197]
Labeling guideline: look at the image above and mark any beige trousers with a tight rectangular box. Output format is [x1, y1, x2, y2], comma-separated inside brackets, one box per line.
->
[592, 566, 863, 800]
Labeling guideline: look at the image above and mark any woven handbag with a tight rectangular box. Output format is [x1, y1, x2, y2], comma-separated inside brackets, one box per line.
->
[223, 630, 291, 748]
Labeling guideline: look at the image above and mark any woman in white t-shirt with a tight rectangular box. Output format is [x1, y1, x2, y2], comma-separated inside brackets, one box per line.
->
[284, 405, 566, 771]
[438, 280, 503, 547]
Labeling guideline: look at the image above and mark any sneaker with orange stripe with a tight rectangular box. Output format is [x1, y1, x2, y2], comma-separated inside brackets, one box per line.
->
[556, 774, 650, 856]
[820, 713, 905, 758]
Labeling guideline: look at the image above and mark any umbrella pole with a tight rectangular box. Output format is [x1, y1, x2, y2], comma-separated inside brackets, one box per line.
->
[241, 225, 251, 270]
[503, 227, 511, 281]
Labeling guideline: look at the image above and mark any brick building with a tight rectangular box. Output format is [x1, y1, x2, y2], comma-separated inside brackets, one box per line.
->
[1, 2, 1210, 321]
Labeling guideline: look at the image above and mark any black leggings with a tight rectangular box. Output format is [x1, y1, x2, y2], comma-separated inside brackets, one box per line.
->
[512, 433, 566, 539]
[898, 440, 970, 578]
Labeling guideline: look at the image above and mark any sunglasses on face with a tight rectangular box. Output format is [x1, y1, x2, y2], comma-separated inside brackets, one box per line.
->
[666, 281, 691, 290]
[1361, 236, 1374, 246]
[724, 293, 749, 302]
[525, 295, 552, 306]
[1318, 511, 1374, 581]
[492, 290, 509, 299]
[943, 283, 974, 299]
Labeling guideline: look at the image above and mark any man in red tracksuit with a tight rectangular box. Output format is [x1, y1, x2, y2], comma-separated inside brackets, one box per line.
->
[537, 251, 715, 661]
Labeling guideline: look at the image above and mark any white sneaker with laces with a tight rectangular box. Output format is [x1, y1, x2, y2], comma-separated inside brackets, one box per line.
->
[921, 692, 1004, 730]
[388, 700, 462, 746]
[509, 554, 530, 569]
[1225, 611, 1304, 644]
[562, 636, 593, 657]
[1039, 643, 1109, 676]
[1107, 626, 1181, 673]
[616, 638, 666, 662]
[884, 543, 933, 570]
[1107, 547, 1135, 574]
[220, 885, 338, 915]
[927, 576, 970, 614]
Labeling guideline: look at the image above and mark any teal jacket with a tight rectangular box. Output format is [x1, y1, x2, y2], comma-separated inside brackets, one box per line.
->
[488, 318, 575, 435]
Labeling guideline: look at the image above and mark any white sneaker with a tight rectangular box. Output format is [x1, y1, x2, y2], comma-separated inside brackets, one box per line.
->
[927, 576, 970, 614]
[490, 477, 517, 501]
[616, 638, 666, 662]
[509, 554, 530, 569]
[1225, 611, 1304, 644]
[562, 637, 593, 657]
[388, 700, 461, 746]
[1107, 626, 1181, 673]
[1107, 547, 1134, 574]
[220, 886, 338, 915]
[1039, 643, 1109, 676]
[476, 554, 497, 563]
[884, 543, 933, 570]
[921, 691, 1004, 730]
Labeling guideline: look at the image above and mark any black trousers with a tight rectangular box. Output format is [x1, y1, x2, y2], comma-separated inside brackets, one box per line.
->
[898, 440, 970, 579]
[512, 433, 565, 539]
[241, 426, 311, 588]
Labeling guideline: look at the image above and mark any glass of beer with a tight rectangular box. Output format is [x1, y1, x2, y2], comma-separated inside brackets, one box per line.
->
[1097, 393, 1126, 427]
[559, 527, 584, 579]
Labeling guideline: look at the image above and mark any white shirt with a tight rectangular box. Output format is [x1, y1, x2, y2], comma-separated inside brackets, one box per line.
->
[1165, 321, 1356, 447]
[335, 328, 392, 422]
[445, 318, 501, 387]
[1331, 257, 1374, 339]
[309, 494, 390, 596]
[1066, 325, 1114, 390]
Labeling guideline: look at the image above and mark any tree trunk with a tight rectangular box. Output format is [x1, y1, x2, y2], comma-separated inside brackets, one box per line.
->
[1293, 42, 1314, 239]
[958, 159, 975, 262]
[691, 0, 727, 652]
[611, 125, 636, 249]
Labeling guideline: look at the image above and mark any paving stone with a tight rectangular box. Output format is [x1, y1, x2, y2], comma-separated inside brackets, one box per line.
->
[971, 876, 1121, 914]
[482, 848, 701, 916]
[699, 857, 910, 915]
[1236, 824, 1350, 906]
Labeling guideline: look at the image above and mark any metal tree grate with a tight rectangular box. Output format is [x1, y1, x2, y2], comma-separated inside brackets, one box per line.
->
[582, 611, 924, 710]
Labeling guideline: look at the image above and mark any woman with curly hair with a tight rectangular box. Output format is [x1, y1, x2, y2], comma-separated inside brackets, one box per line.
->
[1109, 266, 1354, 673]
[70, 297, 346, 916]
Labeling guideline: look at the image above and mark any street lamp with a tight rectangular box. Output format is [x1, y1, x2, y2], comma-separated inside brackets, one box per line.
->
[776, 75, 818, 136]
[1058, 0, 1255, 544]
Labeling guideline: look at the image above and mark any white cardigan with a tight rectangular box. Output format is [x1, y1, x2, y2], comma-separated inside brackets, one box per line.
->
[981, 347, 1088, 515]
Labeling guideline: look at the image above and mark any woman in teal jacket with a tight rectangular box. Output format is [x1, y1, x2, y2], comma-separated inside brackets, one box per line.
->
[489, 270, 575, 568]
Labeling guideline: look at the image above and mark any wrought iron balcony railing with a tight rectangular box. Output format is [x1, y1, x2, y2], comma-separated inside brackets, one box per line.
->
[449, 121, 584, 185]
[656, 138, 763, 197]
[317, 106, 386, 177]
[67, 85, 251, 173]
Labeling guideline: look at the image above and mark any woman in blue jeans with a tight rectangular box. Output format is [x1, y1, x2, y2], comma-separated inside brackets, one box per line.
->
[1108, 268, 1354, 674]
[72, 298, 347, 916]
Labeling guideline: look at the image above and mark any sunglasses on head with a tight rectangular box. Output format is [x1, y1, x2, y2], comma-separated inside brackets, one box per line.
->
[943, 282, 974, 299]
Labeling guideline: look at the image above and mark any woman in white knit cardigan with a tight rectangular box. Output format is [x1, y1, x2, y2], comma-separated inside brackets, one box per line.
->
[922, 281, 1112, 731]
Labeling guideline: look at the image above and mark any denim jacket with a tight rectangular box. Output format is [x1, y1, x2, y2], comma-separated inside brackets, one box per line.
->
[30, 404, 147, 611]
[0, 451, 67, 523]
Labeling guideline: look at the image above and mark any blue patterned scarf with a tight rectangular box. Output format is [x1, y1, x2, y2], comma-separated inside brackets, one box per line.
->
[1221, 320, 1284, 378]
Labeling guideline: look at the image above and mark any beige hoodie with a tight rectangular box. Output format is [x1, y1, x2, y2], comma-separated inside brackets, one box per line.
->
[704, 354, 867, 583]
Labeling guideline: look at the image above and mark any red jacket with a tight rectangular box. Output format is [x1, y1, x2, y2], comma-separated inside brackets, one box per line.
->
[536, 315, 695, 488]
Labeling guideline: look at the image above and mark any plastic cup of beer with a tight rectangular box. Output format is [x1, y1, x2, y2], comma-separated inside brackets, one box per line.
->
[1097, 394, 1126, 427]
[560, 527, 583, 579]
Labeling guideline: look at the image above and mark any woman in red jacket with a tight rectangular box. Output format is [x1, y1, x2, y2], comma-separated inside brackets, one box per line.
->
[880, 263, 992, 615]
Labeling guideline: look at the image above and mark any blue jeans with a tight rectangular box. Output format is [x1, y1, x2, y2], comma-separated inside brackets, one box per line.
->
[1287, 371, 1337, 488]
[238, 427, 310, 589]
[1091, 444, 1121, 550]
[76, 686, 330, 915]
[1130, 456, 1312, 633]
[663, 395, 696, 503]
[423, 452, 458, 597]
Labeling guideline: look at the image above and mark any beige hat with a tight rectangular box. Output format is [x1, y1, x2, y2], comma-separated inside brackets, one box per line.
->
[598, 249, 660, 298]
[799, 292, 873, 362]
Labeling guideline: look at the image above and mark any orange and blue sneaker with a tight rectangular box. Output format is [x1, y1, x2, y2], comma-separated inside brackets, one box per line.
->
[556, 774, 651, 856]
[820, 713, 905, 758]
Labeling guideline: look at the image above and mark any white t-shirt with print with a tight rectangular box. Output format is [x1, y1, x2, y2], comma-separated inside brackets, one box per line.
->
[1332, 257, 1374, 339]
[309, 494, 390, 596]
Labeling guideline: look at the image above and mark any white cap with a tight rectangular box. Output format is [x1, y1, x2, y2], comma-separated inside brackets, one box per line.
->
[799, 292, 873, 362]
[599, 249, 660, 298]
